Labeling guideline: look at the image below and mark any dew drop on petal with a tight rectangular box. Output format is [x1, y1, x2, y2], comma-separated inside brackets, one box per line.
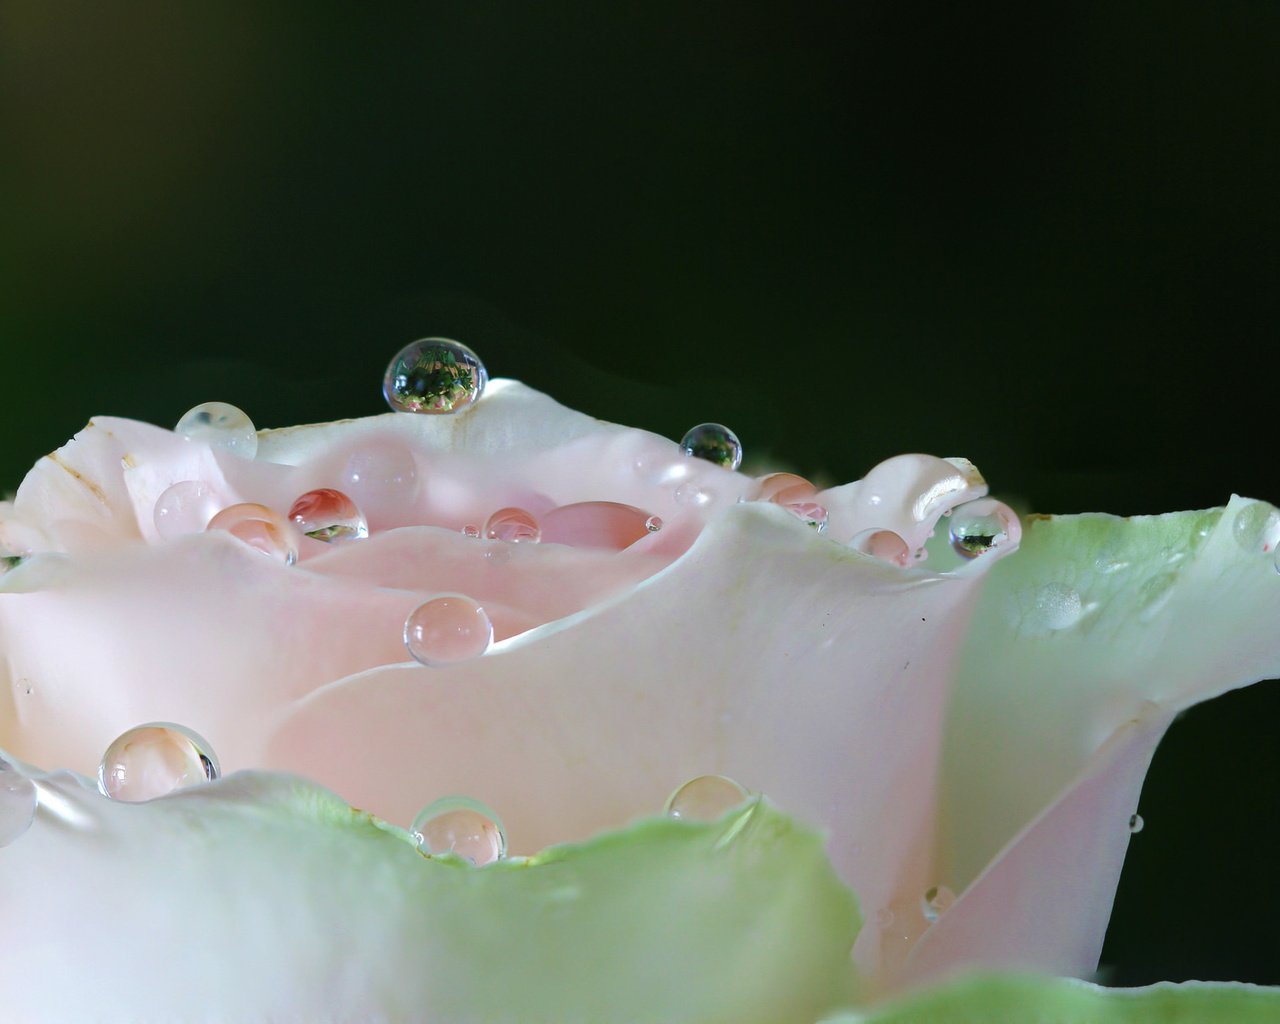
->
[287, 488, 368, 542]
[461, 524, 481, 538]
[921, 884, 956, 922]
[540, 501, 661, 550]
[175, 402, 258, 459]
[645, 515, 663, 532]
[206, 503, 298, 565]
[153, 480, 221, 539]
[949, 498, 1014, 558]
[404, 595, 493, 666]
[383, 338, 487, 414]
[673, 481, 715, 507]
[850, 529, 911, 566]
[664, 774, 750, 821]
[484, 507, 541, 543]
[0, 757, 38, 847]
[680, 423, 742, 471]
[1031, 581, 1082, 631]
[785, 501, 828, 532]
[1232, 501, 1280, 554]
[751, 472, 817, 505]
[98, 723, 220, 802]
[412, 796, 506, 864]
[1128, 813, 1145, 834]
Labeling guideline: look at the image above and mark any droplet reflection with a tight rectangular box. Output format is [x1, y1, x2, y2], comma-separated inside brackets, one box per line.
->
[412, 796, 506, 864]
[98, 723, 220, 802]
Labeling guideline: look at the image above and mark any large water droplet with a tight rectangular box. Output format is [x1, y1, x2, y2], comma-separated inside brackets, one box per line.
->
[751, 472, 816, 505]
[412, 796, 506, 864]
[1128, 813, 1145, 834]
[680, 423, 742, 471]
[98, 723, 220, 802]
[0, 757, 38, 847]
[949, 498, 1014, 558]
[287, 488, 369, 542]
[664, 774, 749, 821]
[383, 338, 487, 414]
[1031, 581, 1082, 631]
[921, 884, 956, 922]
[850, 529, 910, 566]
[175, 402, 258, 459]
[404, 595, 493, 666]
[1232, 501, 1280, 554]
[484, 507, 541, 543]
[206, 503, 298, 565]
[540, 501, 661, 550]
[153, 481, 221, 539]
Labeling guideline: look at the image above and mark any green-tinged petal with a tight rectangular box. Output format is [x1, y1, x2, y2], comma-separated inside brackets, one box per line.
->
[0, 768, 861, 1022]
[921, 500, 1280, 982]
[819, 974, 1280, 1023]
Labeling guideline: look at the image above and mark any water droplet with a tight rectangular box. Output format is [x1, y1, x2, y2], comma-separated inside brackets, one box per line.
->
[1232, 501, 1280, 554]
[645, 515, 663, 532]
[175, 402, 258, 459]
[412, 796, 506, 864]
[153, 480, 221, 539]
[98, 723, 220, 802]
[751, 472, 816, 505]
[287, 488, 368, 543]
[1190, 509, 1223, 552]
[1128, 813, 1144, 834]
[404, 595, 493, 666]
[949, 498, 1013, 558]
[673, 481, 715, 507]
[664, 774, 749, 821]
[1031, 582, 1082, 631]
[0, 757, 37, 847]
[921, 884, 956, 922]
[461, 524, 481, 539]
[1137, 572, 1177, 622]
[850, 529, 910, 566]
[206, 503, 298, 565]
[340, 444, 419, 516]
[539, 501, 660, 550]
[383, 338, 487, 414]
[785, 501, 828, 532]
[484, 507, 541, 543]
[680, 423, 742, 471]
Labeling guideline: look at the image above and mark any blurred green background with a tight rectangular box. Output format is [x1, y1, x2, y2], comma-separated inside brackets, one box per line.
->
[1, 2, 1276, 986]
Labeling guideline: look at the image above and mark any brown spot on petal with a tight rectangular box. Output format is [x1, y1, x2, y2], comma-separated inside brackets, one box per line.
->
[44, 452, 109, 506]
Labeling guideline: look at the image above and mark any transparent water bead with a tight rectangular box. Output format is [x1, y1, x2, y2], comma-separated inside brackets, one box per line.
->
[1129, 813, 1145, 834]
[751, 472, 817, 505]
[540, 501, 662, 550]
[1232, 501, 1280, 554]
[98, 723, 220, 802]
[851, 529, 911, 567]
[383, 338, 487, 414]
[785, 501, 828, 531]
[921, 884, 956, 922]
[206, 503, 298, 565]
[1031, 582, 1083, 631]
[175, 402, 258, 459]
[664, 774, 750, 821]
[153, 480, 221, 539]
[484, 507, 541, 543]
[412, 796, 506, 864]
[461, 524, 481, 539]
[287, 488, 368, 542]
[949, 498, 1014, 558]
[404, 595, 493, 666]
[0, 757, 38, 847]
[680, 423, 742, 471]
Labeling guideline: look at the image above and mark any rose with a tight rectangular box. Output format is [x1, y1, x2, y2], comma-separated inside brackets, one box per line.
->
[2, 378, 1279, 1021]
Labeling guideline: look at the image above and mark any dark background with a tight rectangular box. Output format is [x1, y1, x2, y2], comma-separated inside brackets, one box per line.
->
[1, 2, 1276, 987]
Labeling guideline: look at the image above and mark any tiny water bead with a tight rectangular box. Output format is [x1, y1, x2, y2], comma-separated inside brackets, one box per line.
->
[383, 338, 487, 414]
[461, 524, 481, 539]
[206, 503, 298, 565]
[153, 480, 221, 539]
[646, 515, 663, 532]
[404, 595, 494, 666]
[949, 498, 1013, 559]
[0, 757, 38, 848]
[664, 774, 750, 821]
[785, 501, 828, 532]
[921, 884, 956, 922]
[1232, 501, 1280, 554]
[484, 507, 541, 543]
[175, 402, 258, 459]
[680, 423, 742, 471]
[1129, 813, 1145, 834]
[673, 481, 715, 508]
[287, 488, 368, 543]
[98, 723, 220, 802]
[412, 796, 506, 864]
